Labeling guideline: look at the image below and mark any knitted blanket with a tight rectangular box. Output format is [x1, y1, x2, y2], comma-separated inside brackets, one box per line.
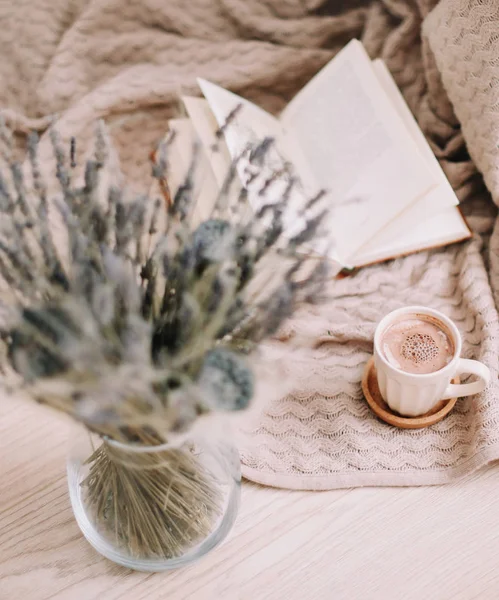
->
[4, 0, 499, 490]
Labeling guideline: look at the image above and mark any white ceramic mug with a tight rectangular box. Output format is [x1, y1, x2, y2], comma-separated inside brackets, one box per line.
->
[374, 306, 491, 417]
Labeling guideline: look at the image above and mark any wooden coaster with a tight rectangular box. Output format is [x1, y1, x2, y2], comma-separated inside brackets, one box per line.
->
[362, 357, 459, 429]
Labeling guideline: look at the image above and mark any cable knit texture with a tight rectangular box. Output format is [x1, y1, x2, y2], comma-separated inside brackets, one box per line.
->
[3, 0, 499, 489]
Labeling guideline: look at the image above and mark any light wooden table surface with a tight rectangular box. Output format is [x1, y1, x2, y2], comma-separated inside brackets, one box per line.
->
[2, 395, 499, 600]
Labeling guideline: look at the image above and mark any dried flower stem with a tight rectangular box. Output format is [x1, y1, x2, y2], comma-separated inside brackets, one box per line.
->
[83, 439, 224, 559]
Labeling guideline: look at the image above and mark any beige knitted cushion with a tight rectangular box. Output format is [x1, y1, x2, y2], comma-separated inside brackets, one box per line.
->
[424, 0, 499, 204]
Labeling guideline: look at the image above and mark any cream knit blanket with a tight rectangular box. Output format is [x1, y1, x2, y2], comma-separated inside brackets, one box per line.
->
[3, 0, 499, 489]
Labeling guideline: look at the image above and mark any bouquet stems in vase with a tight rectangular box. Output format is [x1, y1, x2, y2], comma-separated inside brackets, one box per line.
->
[0, 118, 331, 570]
[68, 425, 239, 569]
[84, 439, 225, 558]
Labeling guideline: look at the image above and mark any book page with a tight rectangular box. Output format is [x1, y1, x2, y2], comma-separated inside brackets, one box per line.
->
[348, 60, 470, 266]
[350, 207, 470, 267]
[197, 78, 285, 166]
[368, 60, 458, 223]
[370, 61, 457, 187]
[165, 118, 220, 227]
[280, 39, 438, 263]
[197, 79, 292, 208]
[197, 78, 319, 239]
[197, 79, 320, 191]
[182, 97, 232, 188]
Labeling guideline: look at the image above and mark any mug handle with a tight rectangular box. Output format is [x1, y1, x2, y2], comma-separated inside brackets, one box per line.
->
[441, 358, 491, 400]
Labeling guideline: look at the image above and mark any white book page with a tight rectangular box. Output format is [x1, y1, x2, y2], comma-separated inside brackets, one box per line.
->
[197, 78, 320, 241]
[166, 118, 220, 227]
[350, 207, 470, 267]
[348, 60, 469, 266]
[187, 86, 340, 264]
[280, 39, 438, 262]
[353, 60, 458, 247]
[181, 98, 253, 223]
[197, 79, 285, 166]
[197, 78, 321, 192]
[182, 97, 232, 189]
[370, 61, 457, 185]
[159, 119, 188, 197]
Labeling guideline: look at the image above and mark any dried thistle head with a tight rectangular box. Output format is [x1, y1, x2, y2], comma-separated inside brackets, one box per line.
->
[0, 116, 332, 442]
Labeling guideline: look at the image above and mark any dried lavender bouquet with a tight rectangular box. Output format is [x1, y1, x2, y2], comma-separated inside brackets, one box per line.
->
[0, 119, 330, 560]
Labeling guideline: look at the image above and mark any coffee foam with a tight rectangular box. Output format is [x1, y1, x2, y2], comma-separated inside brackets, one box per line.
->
[401, 332, 439, 364]
[380, 314, 454, 375]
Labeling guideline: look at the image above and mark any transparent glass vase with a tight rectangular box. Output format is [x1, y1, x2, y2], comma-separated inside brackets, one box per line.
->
[67, 424, 241, 571]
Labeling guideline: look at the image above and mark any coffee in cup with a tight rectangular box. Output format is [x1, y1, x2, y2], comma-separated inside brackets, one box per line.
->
[373, 306, 491, 417]
[379, 314, 454, 375]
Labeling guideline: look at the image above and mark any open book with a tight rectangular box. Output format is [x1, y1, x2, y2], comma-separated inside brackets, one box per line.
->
[167, 39, 471, 269]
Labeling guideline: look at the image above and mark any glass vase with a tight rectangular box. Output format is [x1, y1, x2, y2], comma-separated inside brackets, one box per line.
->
[67, 424, 241, 571]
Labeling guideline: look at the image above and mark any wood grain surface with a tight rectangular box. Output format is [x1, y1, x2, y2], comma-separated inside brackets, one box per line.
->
[2, 394, 499, 600]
